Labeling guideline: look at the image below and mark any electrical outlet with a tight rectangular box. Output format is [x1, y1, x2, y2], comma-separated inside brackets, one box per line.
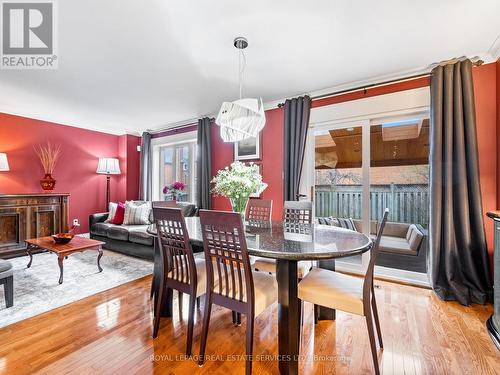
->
[73, 219, 80, 227]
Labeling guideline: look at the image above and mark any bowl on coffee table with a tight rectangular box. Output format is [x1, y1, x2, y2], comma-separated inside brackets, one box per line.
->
[51, 233, 74, 244]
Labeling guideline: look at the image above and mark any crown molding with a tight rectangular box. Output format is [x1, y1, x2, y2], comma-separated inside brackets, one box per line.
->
[487, 33, 500, 61]
[264, 53, 496, 111]
[2, 52, 496, 136]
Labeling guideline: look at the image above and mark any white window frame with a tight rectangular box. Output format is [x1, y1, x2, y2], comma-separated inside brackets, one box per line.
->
[152, 131, 197, 202]
[305, 87, 431, 286]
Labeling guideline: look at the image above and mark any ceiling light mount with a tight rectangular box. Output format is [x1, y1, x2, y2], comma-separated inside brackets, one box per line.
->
[233, 37, 248, 50]
[215, 36, 266, 142]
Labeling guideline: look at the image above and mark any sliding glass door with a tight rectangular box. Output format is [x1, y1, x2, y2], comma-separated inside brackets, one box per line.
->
[311, 115, 429, 282]
[313, 120, 371, 271]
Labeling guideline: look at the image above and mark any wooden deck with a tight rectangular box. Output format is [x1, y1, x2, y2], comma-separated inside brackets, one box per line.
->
[0, 275, 498, 374]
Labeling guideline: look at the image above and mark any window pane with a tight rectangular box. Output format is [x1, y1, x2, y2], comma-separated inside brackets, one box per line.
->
[159, 142, 196, 202]
[315, 125, 363, 266]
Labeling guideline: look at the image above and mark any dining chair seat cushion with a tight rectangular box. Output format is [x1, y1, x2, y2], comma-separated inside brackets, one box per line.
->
[298, 268, 364, 316]
[252, 257, 312, 279]
[214, 269, 277, 316]
[168, 257, 211, 297]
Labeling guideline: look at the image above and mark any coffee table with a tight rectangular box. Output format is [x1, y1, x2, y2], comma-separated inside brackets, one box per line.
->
[25, 236, 106, 284]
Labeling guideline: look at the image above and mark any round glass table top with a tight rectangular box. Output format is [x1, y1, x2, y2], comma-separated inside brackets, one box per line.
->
[148, 217, 372, 261]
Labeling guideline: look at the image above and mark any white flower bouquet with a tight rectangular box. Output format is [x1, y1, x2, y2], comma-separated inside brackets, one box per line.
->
[211, 161, 267, 216]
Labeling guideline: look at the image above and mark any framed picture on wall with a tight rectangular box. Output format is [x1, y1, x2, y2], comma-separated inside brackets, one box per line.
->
[249, 162, 263, 198]
[234, 134, 261, 160]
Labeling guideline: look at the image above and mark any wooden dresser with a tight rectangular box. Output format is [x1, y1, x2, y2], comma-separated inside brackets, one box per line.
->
[0, 193, 69, 258]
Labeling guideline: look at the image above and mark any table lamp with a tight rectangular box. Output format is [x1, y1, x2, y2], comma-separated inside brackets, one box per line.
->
[96, 157, 121, 210]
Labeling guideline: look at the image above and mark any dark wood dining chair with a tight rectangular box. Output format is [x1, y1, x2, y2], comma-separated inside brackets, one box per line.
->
[246, 198, 272, 223]
[150, 201, 201, 301]
[297, 208, 389, 375]
[253, 200, 313, 278]
[152, 207, 207, 356]
[151, 200, 180, 299]
[283, 200, 313, 224]
[198, 210, 277, 375]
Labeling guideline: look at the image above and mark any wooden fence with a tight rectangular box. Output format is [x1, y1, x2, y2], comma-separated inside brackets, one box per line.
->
[315, 184, 429, 228]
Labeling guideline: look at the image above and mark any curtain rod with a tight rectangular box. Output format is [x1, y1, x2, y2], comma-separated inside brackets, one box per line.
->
[277, 58, 484, 108]
[149, 117, 215, 134]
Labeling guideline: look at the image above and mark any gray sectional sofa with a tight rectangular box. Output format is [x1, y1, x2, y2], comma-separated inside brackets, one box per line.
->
[317, 217, 428, 273]
[89, 201, 197, 261]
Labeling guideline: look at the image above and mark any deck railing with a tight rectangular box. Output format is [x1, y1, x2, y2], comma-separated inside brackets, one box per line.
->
[315, 184, 429, 228]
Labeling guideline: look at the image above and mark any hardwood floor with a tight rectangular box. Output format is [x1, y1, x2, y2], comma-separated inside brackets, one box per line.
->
[0, 275, 498, 374]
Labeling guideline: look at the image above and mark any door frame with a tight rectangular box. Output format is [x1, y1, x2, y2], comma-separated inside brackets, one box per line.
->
[304, 87, 431, 284]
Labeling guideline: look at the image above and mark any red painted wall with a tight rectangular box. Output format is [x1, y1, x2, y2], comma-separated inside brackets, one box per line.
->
[0, 113, 140, 233]
[118, 134, 141, 201]
[211, 108, 285, 220]
[210, 63, 498, 266]
[472, 63, 497, 267]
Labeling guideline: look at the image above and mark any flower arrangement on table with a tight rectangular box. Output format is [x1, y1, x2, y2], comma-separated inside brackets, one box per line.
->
[163, 181, 186, 201]
[211, 161, 267, 217]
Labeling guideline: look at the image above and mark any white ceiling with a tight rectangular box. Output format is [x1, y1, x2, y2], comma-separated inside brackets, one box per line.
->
[1, 0, 499, 135]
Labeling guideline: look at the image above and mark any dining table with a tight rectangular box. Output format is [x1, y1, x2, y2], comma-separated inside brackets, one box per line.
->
[148, 217, 372, 375]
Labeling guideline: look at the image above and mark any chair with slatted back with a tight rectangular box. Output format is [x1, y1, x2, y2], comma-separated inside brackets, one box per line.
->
[198, 210, 277, 375]
[298, 208, 389, 375]
[246, 198, 272, 223]
[152, 207, 208, 356]
[151, 201, 202, 301]
[253, 200, 313, 278]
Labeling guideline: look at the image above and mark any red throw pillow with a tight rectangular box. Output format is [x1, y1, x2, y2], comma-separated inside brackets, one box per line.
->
[110, 202, 125, 224]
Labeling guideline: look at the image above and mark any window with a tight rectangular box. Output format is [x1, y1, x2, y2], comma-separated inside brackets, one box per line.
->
[152, 132, 197, 202]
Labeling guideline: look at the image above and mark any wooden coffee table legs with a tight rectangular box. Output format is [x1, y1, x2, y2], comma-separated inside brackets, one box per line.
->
[97, 248, 103, 272]
[26, 244, 35, 268]
[26, 245, 104, 284]
[58, 254, 65, 284]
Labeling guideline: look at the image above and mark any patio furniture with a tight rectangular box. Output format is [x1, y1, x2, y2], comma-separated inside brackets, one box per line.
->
[298, 208, 389, 375]
[317, 217, 427, 273]
[0, 259, 13, 308]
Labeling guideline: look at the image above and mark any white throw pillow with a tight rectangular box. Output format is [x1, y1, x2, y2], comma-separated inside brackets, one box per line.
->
[123, 201, 152, 225]
[105, 202, 118, 223]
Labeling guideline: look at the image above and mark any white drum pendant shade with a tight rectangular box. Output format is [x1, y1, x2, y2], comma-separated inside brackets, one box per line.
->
[216, 98, 266, 142]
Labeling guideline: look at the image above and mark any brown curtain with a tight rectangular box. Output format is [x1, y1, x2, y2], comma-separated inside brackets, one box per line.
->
[283, 95, 311, 201]
[429, 59, 491, 305]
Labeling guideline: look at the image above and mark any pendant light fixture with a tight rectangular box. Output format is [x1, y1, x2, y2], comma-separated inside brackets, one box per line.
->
[216, 37, 266, 142]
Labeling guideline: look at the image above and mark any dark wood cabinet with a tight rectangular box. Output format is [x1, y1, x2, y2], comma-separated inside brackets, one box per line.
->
[0, 194, 69, 258]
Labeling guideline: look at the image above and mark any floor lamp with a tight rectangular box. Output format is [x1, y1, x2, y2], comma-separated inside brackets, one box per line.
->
[96, 158, 121, 210]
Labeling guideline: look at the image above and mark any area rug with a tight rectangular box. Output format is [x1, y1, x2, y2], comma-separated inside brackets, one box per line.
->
[0, 250, 152, 328]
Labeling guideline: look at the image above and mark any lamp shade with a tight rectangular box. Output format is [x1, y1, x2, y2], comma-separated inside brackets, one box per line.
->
[0, 153, 9, 171]
[96, 158, 121, 174]
[216, 98, 266, 142]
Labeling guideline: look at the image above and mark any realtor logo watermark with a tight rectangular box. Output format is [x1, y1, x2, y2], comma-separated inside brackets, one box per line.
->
[1, 0, 57, 69]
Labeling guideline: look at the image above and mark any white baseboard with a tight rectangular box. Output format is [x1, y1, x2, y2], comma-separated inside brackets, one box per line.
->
[335, 261, 430, 288]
